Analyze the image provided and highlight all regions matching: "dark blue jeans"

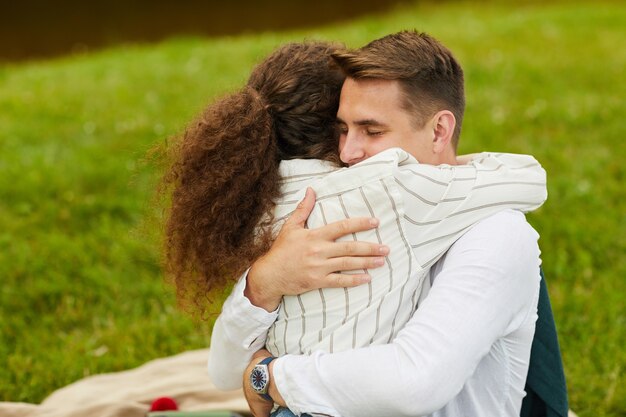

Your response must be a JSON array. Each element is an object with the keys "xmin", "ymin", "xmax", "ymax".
[{"xmin": 270, "ymin": 407, "xmax": 311, "ymax": 417}]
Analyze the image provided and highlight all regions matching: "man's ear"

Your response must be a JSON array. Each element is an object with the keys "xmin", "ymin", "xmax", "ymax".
[{"xmin": 431, "ymin": 110, "xmax": 456, "ymax": 154}]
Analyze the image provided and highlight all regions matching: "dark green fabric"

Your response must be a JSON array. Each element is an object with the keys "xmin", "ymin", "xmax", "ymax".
[{"xmin": 520, "ymin": 269, "xmax": 569, "ymax": 417}]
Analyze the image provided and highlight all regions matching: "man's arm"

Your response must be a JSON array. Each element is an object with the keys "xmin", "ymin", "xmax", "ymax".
[
  {"xmin": 260, "ymin": 212, "xmax": 541, "ymax": 417},
  {"xmin": 208, "ymin": 189, "xmax": 388, "ymax": 388},
  {"xmin": 244, "ymin": 187, "xmax": 389, "ymax": 311},
  {"xmin": 208, "ymin": 272, "xmax": 279, "ymax": 390}
]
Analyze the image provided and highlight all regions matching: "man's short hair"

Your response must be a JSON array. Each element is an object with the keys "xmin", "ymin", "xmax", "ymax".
[{"xmin": 332, "ymin": 30, "xmax": 465, "ymax": 147}]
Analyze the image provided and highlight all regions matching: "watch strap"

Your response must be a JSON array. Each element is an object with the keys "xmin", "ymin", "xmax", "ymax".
[{"xmin": 259, "ymin": 356, "xmax": 276, "ymax": 366}]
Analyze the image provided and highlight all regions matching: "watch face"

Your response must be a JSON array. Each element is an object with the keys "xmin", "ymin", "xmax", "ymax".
[{"xmin": 250, "ymin": 366, "xmax": 268, "ymax": 393}]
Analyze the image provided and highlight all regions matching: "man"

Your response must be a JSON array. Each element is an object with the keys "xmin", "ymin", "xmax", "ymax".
[{"xmin": 228, "ymin": 31, "xmax": 543, "ymax": 416}]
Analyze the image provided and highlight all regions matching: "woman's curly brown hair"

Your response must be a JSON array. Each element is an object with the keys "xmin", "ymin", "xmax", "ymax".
[{"xmin": 162, "ymin": 42, "xmax": 345, "ymax": 315}]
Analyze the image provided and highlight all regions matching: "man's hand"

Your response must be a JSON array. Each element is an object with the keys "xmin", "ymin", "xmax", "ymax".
[
  {"xmin": 243, "ymin": 350, "xmax": 278, "ymax": 417},
  {"xmin": 245, "ymin": 187, "xmax": 390, "ymax": 311}
]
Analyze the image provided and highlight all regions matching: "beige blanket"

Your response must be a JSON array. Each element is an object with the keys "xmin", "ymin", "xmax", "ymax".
[
  {"xmin": 1, "ymin": 349, "xmax": 578, "ymax": 417},
  {"xmin": 0, "ymin": 349, "xmax": 250, "ymax": 417}
]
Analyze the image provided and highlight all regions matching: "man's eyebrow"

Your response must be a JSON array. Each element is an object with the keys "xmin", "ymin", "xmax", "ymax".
[
  {"xmin": 355, "ymin": 119, "xmax": 387, "ymax": 127},
  {"xmin": 335, "ymin": 117, "xmax": 388, "ymax": 128}
]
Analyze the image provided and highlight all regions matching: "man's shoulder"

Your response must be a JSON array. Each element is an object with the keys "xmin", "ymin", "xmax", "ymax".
[
  {"xmin": 436, "ymin": 209, "xmax": 541, "ymax": 275},
  {"xmin": 431, "ymin": 209, "xmax": 542, "ymax": 317},
  {"xmin": 461, "ymin": 210, "xmax": 539, "ymax": 244}
]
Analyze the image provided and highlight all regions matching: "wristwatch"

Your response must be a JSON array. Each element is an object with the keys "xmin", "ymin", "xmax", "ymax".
[{"xmin": 250, "ymin": 356, "xmax": 276, "ymax": 401}]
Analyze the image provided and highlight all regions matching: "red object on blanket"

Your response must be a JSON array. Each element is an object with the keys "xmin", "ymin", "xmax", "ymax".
[{"xmin": 150, "ymin": 396, "xmax": 179, "ymax": 411}]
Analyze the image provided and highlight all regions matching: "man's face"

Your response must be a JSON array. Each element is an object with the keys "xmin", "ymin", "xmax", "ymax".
[{"xmin": 337, "ymin": 78, "xmax": 435, "ymax": 166}]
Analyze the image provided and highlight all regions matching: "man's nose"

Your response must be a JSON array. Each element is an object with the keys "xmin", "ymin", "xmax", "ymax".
[{"xmin": 339, "ymin": 133, "xmax": 366, "ymax": 166}]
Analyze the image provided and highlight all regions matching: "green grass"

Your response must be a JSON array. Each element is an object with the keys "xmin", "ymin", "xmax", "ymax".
[{"xmin": 1, "ymin": 1, "xmax": 624, "ymax": 416}]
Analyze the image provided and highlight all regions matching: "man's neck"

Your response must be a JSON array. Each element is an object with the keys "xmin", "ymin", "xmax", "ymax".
[{"xmin": 426, "ymin": 148, "xmax": 457, "ymax": 166}]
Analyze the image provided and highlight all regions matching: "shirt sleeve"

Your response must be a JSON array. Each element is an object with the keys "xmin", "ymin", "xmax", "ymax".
[
  {"xmin": 207, "ymin": 269, "xmax": 279, "ymax": 390},
  {"xmin": 272, "ymin": 211, "xmax": 541, "ymax": 417},
  {"xmin": 396, "ymin": 152, "xmax": 547, "ymax": 268}
]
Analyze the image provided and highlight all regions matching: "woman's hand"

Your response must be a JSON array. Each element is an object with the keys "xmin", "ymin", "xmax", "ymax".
[
  {"xmin": 245, "ymin": 187, "xmax": 389, "ymax": 311},
  {"xmin": 456, "ymin": 153, "xmax": 480, "ymax": 165}
]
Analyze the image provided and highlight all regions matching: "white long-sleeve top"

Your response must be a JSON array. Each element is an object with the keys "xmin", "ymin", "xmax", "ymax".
[
  {"xmin": 208, "ymin": 149, "xmax": 546, "ymax": 416},
  {"xmin": 273, "ymin": 211, "xmax": 541, "ymax": 417}
]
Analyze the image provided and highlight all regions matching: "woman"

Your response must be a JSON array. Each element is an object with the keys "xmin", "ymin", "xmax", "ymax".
[{"xmin": 163, "ymin": 42, "xmax": 346, "ymax": 315}]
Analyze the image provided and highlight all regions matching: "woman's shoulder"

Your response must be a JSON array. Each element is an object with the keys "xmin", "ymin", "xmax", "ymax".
[
  {"xmin": 278, "ymin": 158, "xmax": 339, "ymax": 182},
  {"xmin": 352, "ymin": 147, "xmax": 415, "ymax": 168}
]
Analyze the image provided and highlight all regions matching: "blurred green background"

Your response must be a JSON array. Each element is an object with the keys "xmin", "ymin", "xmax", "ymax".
[{"xmin": 0, "ymin": 1, "xmax": 624, "ymax": 416}]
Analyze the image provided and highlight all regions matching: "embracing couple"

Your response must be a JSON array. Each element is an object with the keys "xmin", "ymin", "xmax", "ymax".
[{"xmin": 164, "ymin": 31, "xmax": 553, "ymax": 417}]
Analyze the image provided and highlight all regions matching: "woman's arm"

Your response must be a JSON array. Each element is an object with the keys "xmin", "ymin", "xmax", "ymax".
[{"xmin": 395, "ymin": 151, "xmax": 547, "ymax": 268}]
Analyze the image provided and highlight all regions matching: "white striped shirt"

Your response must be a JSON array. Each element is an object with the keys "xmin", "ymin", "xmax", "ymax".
[{"xmin": 265, "ymin": 148, "xmax": 546, "ymax": 356}]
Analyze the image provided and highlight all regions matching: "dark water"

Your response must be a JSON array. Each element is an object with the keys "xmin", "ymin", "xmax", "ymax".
[{"xmin": 1, "ymin": 0, "xmax": 411, "ymax": 62}]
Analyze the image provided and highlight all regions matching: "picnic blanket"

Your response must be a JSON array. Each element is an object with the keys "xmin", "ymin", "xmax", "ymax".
[
  {"xmin": 0, "ymin": 349, "xmax": 250, "ymax": 417},
  {"xmin": 1, "ymin": 347, "xmax": 578, "ymax": 417}
]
